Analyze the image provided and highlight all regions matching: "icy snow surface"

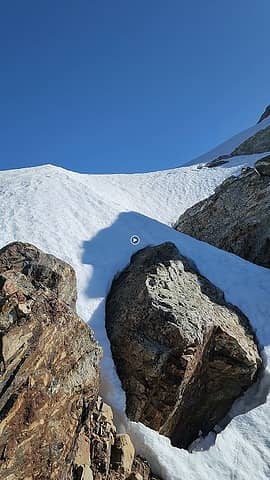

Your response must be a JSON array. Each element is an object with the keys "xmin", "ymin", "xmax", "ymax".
[{"xmin": 1, "ymin": 142, "xmax": 270, "ymax": 478}]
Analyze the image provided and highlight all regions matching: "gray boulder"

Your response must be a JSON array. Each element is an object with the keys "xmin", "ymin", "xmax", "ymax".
[{"xmin": 106, "ymin": 242, "xmax": 261, "ymax": 448}]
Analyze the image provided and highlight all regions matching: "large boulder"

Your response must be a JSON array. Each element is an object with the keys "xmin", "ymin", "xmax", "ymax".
[
  {"xmin": 106, "ymin": 242, "xmax": 261, "ymax": 449},
  {"xmin": 0, "ymin": 242, "xmax": 159, "ymax": 480},
  {"xmin": 175, "ymin": 165, "xmax": 270, "ymax": 268}
]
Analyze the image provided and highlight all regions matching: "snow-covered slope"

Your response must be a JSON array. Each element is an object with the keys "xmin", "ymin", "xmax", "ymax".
[{"xmin": 1, "ymin": 122, "xmax": 270, "ymax": 479}]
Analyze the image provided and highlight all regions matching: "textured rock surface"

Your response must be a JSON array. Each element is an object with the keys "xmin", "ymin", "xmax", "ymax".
[
  {"xmin": 231, "ymin": 125, "xmax": 270, "ymax": 156},
  {"xmin": 0, "ymin": 242, "xmax": 159, "ymax": 480},
  {"xmin": 255, "ymin": 154, "xmax": 270, "ymax": 176},
  {"xmin": 0, "ymin": 242, "xmax": 102, "ymax": 480},
  {"xmin": 86, "ymin": 397, "xmax": 160, "ymax": 480},
  {"xmin": 0, "ymin": 240, "xmax": 78, "ymax": 309},
  {"xmin": 175, "ymin": 162, "xmax": 270, "ymax": 268},
  {"xmin": 106, "ymin": 242, "xmax": 261, "ymax": 448}
]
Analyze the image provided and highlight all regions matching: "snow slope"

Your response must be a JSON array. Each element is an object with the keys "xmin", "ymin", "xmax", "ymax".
[{"xmin": 1, "ymin": 128, "xmax": 270, "ymax": 479}]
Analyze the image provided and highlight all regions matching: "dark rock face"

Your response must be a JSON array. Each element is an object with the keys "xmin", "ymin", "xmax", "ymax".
[
  {"xmin": 106, "ymin": 243, "xmax": 261, "ymax": 449},
  {"xmin": 258, "ymin": 104, "xmax": 270, "ymax": 123},
  {"xmin": 0, "ymin": 242, "xmax": 159, "ymax": 480},
  {"xmin": 175, "ymin": 161, "xmax": 270, "ymax": 268},
  {"xmin": 255, "ymin": 154, "xmax": 270, "ymax": 176},
  {"xmin": 231, "ymin": 125, "xmax": 270, "ymax": 156},
  {"xmin": 205, "ymin": 154, "xmax": 231, "ymax": 168}
]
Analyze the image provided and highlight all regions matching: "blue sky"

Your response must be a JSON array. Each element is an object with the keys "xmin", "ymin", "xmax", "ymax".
[{"xmin": 0, "ymin": 1, "xmax": 269, "ymax": 173}]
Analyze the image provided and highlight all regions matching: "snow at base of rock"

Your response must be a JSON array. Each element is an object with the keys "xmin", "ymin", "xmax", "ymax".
[{"xmin": 1, "ymin": 146, "xmax": 270, "ymax": 478}]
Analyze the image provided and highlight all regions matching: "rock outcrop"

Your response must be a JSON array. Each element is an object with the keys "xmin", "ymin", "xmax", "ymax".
[
  {"xmin": 106, "ymin": 242, "xmax": 261, "ymax": 449},
  {"xmin": 0, "ymin": 242, "xmax": 102, "ymax": 479},
  {"xmin": 88, "ymin": 397, "xmax": 160, "ymax": 480},
  {"xmin": 258, "ymin": 104, "xmax": 270, "ymax": 123},
  {"xmin": 255, "ymin": 154, "xmax": 270, "ymax": 176},
  {"xmin": 0, "ymin": 242, "xmax": 159, "ymax": 480},
  {"xmin": 231, "ymin": 125, "xmax": 270, "ymax": 156},
  {"xmin": 175, "ymin": 157, "xmax": 270, "ymax": 268},
  {"xmin": 205, "ymin": 109, "xmax": 270, "ymax": 168}
]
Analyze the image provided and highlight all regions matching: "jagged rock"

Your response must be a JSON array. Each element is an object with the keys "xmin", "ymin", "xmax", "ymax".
[
  {"xmin": 0, "ymin": 242, "xmax": 102, "ymax": 480},
  {"xmin": 175, "ymin": 167, "xmax": 270, "ymax": 268},
  {"xmin": 0, "ymin": 242, "xmax": 159, "ymax": 480},
  {"xmin": 110, "ymin": 434, "xmax": 135, "ymax": 477},
  {"xmin": 255, "ymin": 154, "xmax": 270, "ymax": 176},
  {"xmin": 258, "ymin": 104, "xmax": 270, "ymax": 123},
  {"xmin": 128, "ymin": 457, "xmax": 161, "ymax": 480},
  {"xmin": 205, "ymin": 154, "xmax": 231, "ymax": 168},
  {"xmin": 89, "ymin": 397, "xmax": 159, "ymax": 480},
  {"xmin": 106, "ymin": 242, "xmax": 261, "ymax": 448},
  {"xmin": 89, "ymin": 398, "xmax": 116, "ymax": 480}
]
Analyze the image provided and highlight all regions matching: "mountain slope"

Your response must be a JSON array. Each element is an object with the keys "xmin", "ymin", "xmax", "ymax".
[
  {"xmin": 1, "ymin": 116, "xmax": 270, "ymax": 479},
  {"xmin": 185, "ymin": 114, "xmax": 270, "ymax": 166}
]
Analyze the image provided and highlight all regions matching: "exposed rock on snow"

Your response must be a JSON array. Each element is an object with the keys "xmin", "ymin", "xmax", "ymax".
[
  {"xmin": 204, "ymin": 111, "xmax": 270, "ymax": 168},
  {"xmin": 255, "ymin": 154, "xmax": 270, "ymax": 176},
  {"xmin": 106, "ymin": 242, "xmax": 261, "ymax": 449},
  {"xmin": 231, "ymin": 125, "xmax": 270, "ymax": 156},
  {"xmin": 175, "ymin": 163, "xmax": 270, "ymax": 268},
  {"xmin": 0, "ymin": 242, "xmax": 158, "ymax": 480},
  {"xmin": 205, "ymin": 154, "xmax": 231, "ymax": 168},
  {"xmin": 258, "ymin": 104, "xmax": 270, "ymax": 124}
]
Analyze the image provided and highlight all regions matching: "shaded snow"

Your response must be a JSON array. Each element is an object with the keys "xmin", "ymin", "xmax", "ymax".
[{"xmin": 1, "ymin": 129, "xmax": 270, "ymax": 478}]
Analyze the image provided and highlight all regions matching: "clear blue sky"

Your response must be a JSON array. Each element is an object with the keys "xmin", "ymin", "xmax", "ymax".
[{"xmin": 0, "ymin": 1, "xmax": 269, "ymax": 173}]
